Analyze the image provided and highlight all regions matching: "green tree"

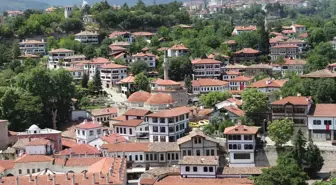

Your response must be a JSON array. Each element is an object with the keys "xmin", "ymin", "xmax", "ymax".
[
  {"xmin": 131, "ymin": 60, "xmax": 148, "ymax": 75},
  {"xmin": 308, "ymin": 28, "xmax": 326, "ymax": 47},
  {"xmin": 254, "ymin": 154, "xmax": 308, "ymax": 185},
  {"xmin": 241, "ymin": 88, "xmax": 269, "ymax": 121},
  {"xmin": 314, "ymin": 177, "xmax": 336, "ymax": 185},
  {"xmin": 200, "ymin": 91, "xmax": 231, "ymax": 107},
  {"xmin": 81, "ymin": 72, "xmax": 89, "ymax": 88},
  {"xmin": 292, "ymin": 129, "xmax": 307, "ymax": 168},
  {"xmin": 83, "ymin": 44, "xmax": 96, "ymax": 59},
  {"xmin": 134, "ymin": 73, "xmax": 150, "ymax": 92},
  {"xmin": 184, "ymin": 76, "xmax": 192, "ymax": 93},
  {"xmin": 268, "ymin": 119, "xmax": 294, "ymax": 146},
  {"xmin": 305, "ymin": 139, "xmax": 324, "ymax": 178},
  {"xmin": 92, "ymin": 69, "xmax": 102, "ymax": 94},
  {"xmin": 79, "ymin": 96, "xmax": 90, "ymax": 109},
  {"xmin": 47, "ymin": 36, "xmax": 59, "ymax": 51},
  {"xmin": 12, "ymin": 42, "xmax": 21, "ymax": 59},
  {"xmin": 167, "ymin": 56, "xmax": 192, "ymax": 81}
]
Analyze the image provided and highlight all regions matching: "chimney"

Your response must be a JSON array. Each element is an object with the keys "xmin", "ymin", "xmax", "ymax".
[
  {"xmin": 99, "ymin": 172, "xmax": 103, "ymax": 179},
  {"xmin": 15, "ymin": 177, "xmax": 19, "ymax": 185},
  {"xmin": 84, "ymin": 119, "xmax": 87, "ymax": 124},
  {"xmin": 34, "ymin": 176, "xmax": 38, "ymax": 185},
  {"xmin": 66, "ymin": 173, "xmax": 70, "ymax": 180},
  {"xmin": 53, "ymin": 174, "xmax": 56, "ymax": 185},
  {"xmin": 69, "ymin": 148, "xmax": 72, "ymax": 158},
  {"xmin": 48, "ymin": 174, "xmax": 51, "ymax": 181},
  {"xmin": 106, "ymin": 173, "xmax": 110, "ymax": 183},
  {"xmin": 297, "ymin": 93, "xmax": 301, "ymax": 97},
  {"xmin": 29, "ymin": 174, "xmax": 32, "ymax": 182},
  {"xmin": 72, "ymin": 174, "xmax": 75, "ymax": 185},
  {"xmin": 83, "ymin": 171, "xmax": 87, "ymax": 179},
  {"xmin": 266, "ymin": 79, "xmax": 271, "ymax": 85},
  {"xmin": 85, "ymin": 152, "xmax": 87, "ymax": 158},
  {"xmin": 92, "ymin": 173, "xmax": 96, "ymax": 184}
]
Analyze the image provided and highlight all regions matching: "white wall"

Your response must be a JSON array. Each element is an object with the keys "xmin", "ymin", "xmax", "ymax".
[
  {"xmin": 180, "ymin": 165, "xmax": 217, "ymax": 178},
  {"xmin": 25, "ymin": 145, "xmax": 47, "ymax": 155},
  {"xmin": 308, "ymin": 117, "xmax": 335, "ymax": 130}
]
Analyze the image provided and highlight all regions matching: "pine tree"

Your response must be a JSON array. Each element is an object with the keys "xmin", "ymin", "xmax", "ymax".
[
  {"xmin": 81, "ymin": 72, "xmax": 89, "ymax": 88},
  {"xmin": 184, "ymin": 76, "xmax": 192, "ymax": 93},
  {"xmin": 12, "ymin": 42, "xmax": 21, "ymax": 59},
  {"xmin": 306, "ymin": 139, "xmax": 324, "ymax": 178},
  {"xmin": 93, "ymin": 68, "xmax": 102, "ymax": 94},
  {"xmin": 292, "ymin": 129, "xmax": 307, "ymax": 168}
]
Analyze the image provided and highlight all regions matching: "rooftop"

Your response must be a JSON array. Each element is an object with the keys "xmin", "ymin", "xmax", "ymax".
[
  {"xmin": 102, "ymin": 142, "xmax": 149, "ymax": 152},
  {"xmin": 224, "ymin": 124, "xmax": 259, "ymax": 135},
  {"xmin": 148, "ymin": 142, "xmax": 180, "ymax": 152},
  {"xmin": 222, "ymin": 106, "xmax": 245, "ymax": 117},
  {"xmin": 222, "ymin": 167, "xmax": 266, "ymax": 175},
  {"xmin": 227, "ymin": 76, "xmax": 252, "ymax": 82},
  {"xmin": 234, "ymin": 48, "xmax": 260, "ymax": 54},
  {"xmin": 113, "ymin": 119, "xmax": 144, "ymax": 127},
  {"xmin": 301, "ymin": 69, "xmax": 336, "ymax": 78},
  {"xmin": 192, "ymin": 58, "xmax": 221, "ymax": 64},
  {"xmin": 123, "ymin": 108, "xmax": 151, "ymax": 117},
  {"xmin": 145, "ymin": 93, "xmax": 175, "ymax": 105},
  {"xmin": 49, "ymin": 48, "xmax": 74, "ymax": 53},
  {"xmin": 178, "ymin": 156, "xmax": 218, "ymax": 166},
  {"xmin": 226, "ymin": 98, "xmax": 243, "ymax": 106},
  {"xmin": 177, "ymin": 130, "xmax": 219, "ymax": 145},
  {"xmin": 283, "ymin": 58, "xmax": 306, "ymax": 65},
  {"xmin": 89, "ymin": 107, "xmax": 118, "ymax": 116},
  {"xmin": 109, "ymin": 31, "xmax": 130, "ymax": 38},
  {"xmin": 76, "ymin": 120, "xmax": 102, "ymax": 129},
  {"xmin": 153, "ymin": 176, "xmax": 253, "ymax": 185},
  {"xmin": 14, "ymin": 154, "xmax": 54, "ymax": 163},
  {"xmin": 132, "ymin": 32, "xmax": 154, "ymax": 36},
  {"xmin": 127, "ymin": 91, "xmax": 151, "ymax": 103},
  {"xmin": 234, "ymin": 25, "xmax": 257, "ymax": 31},
  {"xmin": 26, "ymin": 138, "xmax": 51, "ymax": 146},
  {"xmin": 249, "ymin": 78, "xmax": 287, "ymax": 88},
  {"xmin": 271, "ymin": 96, "xmax": 312, "ymax": 105},
  {"xmin": 147, "ymin": 106, "xmax": 190, "ymax": 118},
  {"xmin": 308, "ymin": 104, "xmax": 336, "ymax": 117},
  {"xmin": 169, "ymin": 44, "xmax": 189, "ymax": 50},
  {"xmin": 153, "ymin": 78, "xmax": 181, "ymax": 86},
  {"xmin": 133, "ymin": 52, "xmax": 157, "ymax": 57},
  {"xmin": 100, "ymin": 134, "xmax": 127, "ymax": 144},
  {"xmin": 56, "ymin": 144, "xmax": 100, "ymax": 156},
  {"xmin": 224, "ymin": 64, "xmax": 247, "ymax": 69},
  {"xmin": 75, "ymin": 30, "xmax": 98, "ymax": 36}
]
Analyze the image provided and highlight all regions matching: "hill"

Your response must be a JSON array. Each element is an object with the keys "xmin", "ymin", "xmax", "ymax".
[
  {"xmin": 30, "ymin": 0, "xmax": 183, "ymax": 6},
  {"xmin": 0, "ymin": 0, "xmax": 49, "ymax": 12}
]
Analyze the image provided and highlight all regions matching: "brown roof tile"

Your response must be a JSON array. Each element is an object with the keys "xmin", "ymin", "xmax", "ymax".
[
  {"xmin": 271, "ymin": 96, "xmax": 312, "ymax": 105},
  {"xmin": 26, "ymin": 138, "xmax": 51, "ymax": 146},
  {"xmin": 178, "ymin": 156, "xmax": 218, "ymax": 166},
  {"xmin": 119, "ymin": 75, "xmax": 135, "ymax": 83},
  {"xmin": 153, "ymin": 79, "xmax": 180, "ymax": 86},
  {"xmin": 177, "ymin": 130, "xmax": 219, "ymax": 145},
  {"xmin": 170, "ymin": 44, "xmax": 189, "ymax": 50},
  {"xmin": 222, "ymin": 167, "xmax": 267, "ymax": 175},
  {"xmin": 227, "ymin": 76, "xmax": 252, "ymax": 82},
  {"xmin": 154, "ymin": 176, "xmax": 253, "ymax": 185},
  {"xmin": 90, "ymin": 107, "xmax": 118, "ymax": 116},
  {"xmin": 61, "ymin": 138, "xmax": 79, "ymax": 148},
  {"xmin": 56, "ymin": 144, "xmax": 100, "ymax": 156},
  {"xmin": 123, "ymin": 109, "xmax": 151, "ymax": 117},
  {"xmin": 100, "ymin": 63, "xmax": 127, "ymax": 69},
  {"xmin": 147, "ymin": 106, "xmax": 190, "ymax": 118},
  {"xmin": 145, "ymin": 93, "xmax": 174, "ymax": 105},
  {"xmin": 308, "ymin": 104, "xmax": 336, "ymax": 117},
  {"xmin": 234, "ymin": 25, "xmax": 257, "ymax": 31},
  {"xmin": 192, "ymin": 79, "xmax": 228, "ymax": 87},
  {"xmin": 222, "ymin": 106, "xmax": 245, "ymax": 117},
  {"xmin": 148, "ymin": 142, "xmax": 180, "ymax": 152},
  {"xmin": 301, "ymin": 69, "xmax": 336, "ymax": 78},
  {"xmin": 76, "ymin": 121, "xmax": 103, "ymax": 129},
  {"xmin": 100, "ymin": 134, "xmax": 127, "ymax": 144},
  {"xmin": 127, "ymin": 91, "xmax": 151, "ymax": 103},
  {"xmin": 49, "ymin": 48, "xmax": 74, "ymax": 53},
  {"xmin": 224, "ymin": 125, "xmax": 259, "ymax": 135},
  {"xmin": 234, "ymin": 48, "xmax": 260, "ymax": 54},
  {"xmin": 192, "ymin": 58, "xmax": 221, "ymax": 64},
  {"xmin": 102, "ymin": 142, "xmax": 149, "ymax": 152},
  {"xmin": 226, "ymin": 98, "xmax": 243, "ymax": 106},
  {"xmin": 14, "ymin": 155, "xmax": 53, "ymax": 163},
  {"xmin": 113, "ymin": 119, "xmax": 144, "ymax": 127},
  {"xmin": 283, "ymin": 58, "xmax": 306, "ymax": 65},
  {"xmin": 249, "ymin": 78, "xmax": 286, "ymax": 88}
]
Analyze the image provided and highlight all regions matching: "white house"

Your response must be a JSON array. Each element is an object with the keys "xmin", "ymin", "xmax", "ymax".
[
  {"xmin": 167, "ymin": 44, "xmax": 189, "ymax": 57},
  {"xmin": 25, "ymin": 138, "xmax": 54, "ymax": 155},
  {"xmin": 179, "ymin": 156, "xmax": 218, "ymax": 178},
  {"xmin": 82, "ymin": 57, "xmax": 111, "ymax": 79},
  {"xmin": 74, "ymin": 31, "xmax": 99, "ymax": 44},
  {"xmin": 100, "ymin": 63, "xmax": 128, "ymax": 89},
  {"xmin": 270, "ymin": 44, "xmax": 298, "ymax": 61},
  {"xmin": 232, "ymin": 25, "xmax": 257, "ymax": 35},
  {"xmin": 88, "ymin": 133, "xmax": 127, "ymax": 149},
  {"xmin": 248, "ymin": 78, "xmax": 287, "ymax": 93},
  {"xmin": 89, "ymin": 107, "xmax": 118, "ymax": 122},
  {"xmin": 48, "ymin": 48, "xmax": 75, "ymax": 69},
  {"xmin": 221, "ymin": 106, "xmax": 245, "ymax": 122},
  {"xmin": 132, "ymin": 52, "xmax": 157, "ymax": 69},
  {"xmin": 19, "ymin": 39, "xmax": 46, "ymax": 55},
  {"xmin": 109, "ymin": 31, "xmax": 134, "ymax": 43},
  {"xmin": 64, "ymin": 67, "xmax": 85, "ymax": 80},
  {"xmin": 281, "ymin": 58, "xmax": 306, "ymax": 75},
  {"xmin": 112, "ymin": 119, "xmax": 148, "ymax": 140},
  {"xmin": 75, "ymin": 120, "xmax": 104, "ymax": 144},
  {"xmin": 224, "ymin": 124, "xmax": 259, "ymax": 167},
  {"xmin": 227, "ymin": 76, "xmax": 253, "ymax": 91},
  {"xmin": 132, "ymin": 32, "xmax": 154, "ymax": 43},
  {"xmin": 192, "ymin": 78, "xmax": 228, "ymax": 94},
  {"xmin": 308, "ymin": 104, "xmax": 336, "ymax": 141},
  {"xmin": 147, "ymin": 106, "xmax": 190, "ymax": 142},
  {"xmin": 222, "ymin": 71, "xmax": 240, "ymax": 81},
  {"xmin": 192, "ymin": 59, "xmax": 221, "ymax": 79}
]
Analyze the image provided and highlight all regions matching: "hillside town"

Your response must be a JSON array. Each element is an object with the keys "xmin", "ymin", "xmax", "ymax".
[{"xmin": 0, "ymin": 0, "xmax": 336, "ymax": 185}]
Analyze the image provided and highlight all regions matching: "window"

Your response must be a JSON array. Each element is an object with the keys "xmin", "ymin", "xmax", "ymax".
[
  {"xmin": 169, "ymin": 126, "xmax": 174, "ymax": 133},
  {"xmin": 153, "ymin": 136, "xmax": 159, "ymax": 142},
  {"xmin": 160, "ymin": 136, "xmax": 166, "ymax": 142},
  {"xmin": 244, "ymin": 144, "xmax": 253, "ymax": 150},
  {"xmin": 140, "ymin": 155, "xmax": 143, "ymax": 160},
  {"xmin": 160, "ymin": 127, "xmax": 166, "ymax": 133},
  {"xmin": 203, "ymin": 167, "xmax": 208, "ymax": 172},
  {"xmin": 153, "ymin": 118, "xmax": 158, "ymax": 123},
  {"xmin": 228, "ymin": 135, "xmax": 241, "ymax": 140},
  {"xmin": 135, "ymin": 155, "xmax": 138, "ymax": 161},
  {"xmin": 233, "ymin": 153, "xmax": 251, "ymax": 159},
  {"xmin": 153, "ymin": 126, "xmax": 158, "ymax": 132},
  {"xmin": 160, "ymin": 118, "xmax": 165, "ymax": 123},
  {"xmin": 176, "ymin": 125, "xmax": 179, "ymax": 132},
  {"xmin": 188, "ymin": 150, "xmax": 192, "ymax": 156},
  {"xmin": 150, "ymin": 154, "xmax": 153, "ymax": 160},
  {"xmin": 82, "ymin": 130, "xmax": 85, "ymax": 136},
  {"xmin": 196, "ymin": 150, "xmax": 200, "ymax": 156},
  {"xmin": 123, "ymin": 128, "xmax": 126, "ymax": 134},
  {"xmin": 129, "ymin": 155, "xmax": 132, "ymax": 161},
  {"xmin": 185, "ymin": 166, "xmax": 190, "ymax": 172},
  {"xmin": 183, "ymin": 150, "xmax": 186, "ymax": 156},
  {"xmin": 89, "ymin": 130, "xmax": 94, "ymax": 136},
  {"xmin": 209, "ymin": 167, "xmax": 214, "ymax": 172},
  {"xmin": 129, "ymin": 128, "xmax": 132, "ymax": 135},
  {"xmin": 211, "ymin": 150, "xmax": 215, "ymax": 156},
  {"xmin": 171, "ymin": 153, "xmax": 175, "ymax": 160},
  {"xmin": 97, "ymin": 129, "xmax": 101, "ymax": 135},
  {"xmin": 206, "ymin": 150, "xmax": 210, "ymax": 156},
  {"xmin": 37, "ymin": 169, "xmax": 40, "ymax": 172},
  {"xmin": 27, "ymin": 169, "xmax": 30, "ymax": 174},
  {"xmin": 19, "ymin": 169, "xmax": 22, "ymax": 174},
  {"xmin": 77, "ymin": 130, "xmax": 80, "ymax": 135},
  {"xmin": 193, "ymin": 167, "xmax": 198, "ymax": 172},
  {"xmin": 324, "ymin": 120, "xmax": 332, "ymax": 125},
  {"xmin": 167, "ymin": 153, "xmax": 170, "ymax": 160},
  {"xmin": 176, "ymin": 153, "xmax": 179, "ymax": 160},
  {"xmin": 244, "ymin": 135, "xmax": 252, "ymax": 140},
  {"xmin": 146, "ymin": 154, "xmax": 149, "ymax": 161},
  {"xmin": 160, "ymin": 154, "xmax": 164, "ymax": 160},
  {"xmin": 313, "ymin": 120, "xmax": 321, "ymax": 125}
]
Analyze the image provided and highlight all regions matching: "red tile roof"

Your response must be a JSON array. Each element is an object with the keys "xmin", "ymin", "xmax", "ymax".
[
  {"xmin": 127, "ymin": 91, "xmax": 151, "ymax": 103},
  {"xmin": 145, "ymin": 93, "xmax": 175, "ymax": 105},
  {"xmin": 113, "ymin": 119, "xmax": 144, "ymax": 127},
  {"xmin": 87, "ymin": 157, "xmax": 118, "ymax": 174},
  {"xmin": 207, "ymin": 53, "xmax": 229, "ymax": 59},
  {"xmin": 14, "ymin": 154, "xmax": 54, "ymax": 163},
  {"xmin": 192, "ymin": 79, "xmax": 228, "ymax": 87},
  {"xmin": 271, "ymin": 96, "xmax": 312, "ymax": 105},
  {"xmin": 0, "ymin": 160, "xmax": 14, "ymax": 173},
  {"xmin": 61, "ymin": 138, "xmax": 79, "ymax": 148},
  {"xmin": 224, "ymin": 40, "xmax": 237, "ymax": 45},
  {"xmin": 49, "ymin": 48, "xmax": 74, "ymax": 53},
  {"xmin": 234, "ymin": 48, "xmax": 260, "ymax": 54},
  {"xmin": 54, "ymin": 157, "xmax": 102, "ymax": 166},
  {"xmin": 308, "ymin": 104, "xmax": 336, "ymax": 117},
  {"xmin": 100, "ymin": 134, "xmax": 127, "ymax": 144},
  {"xmin": 169, "ymin": 44, "xmax": 189, "ymax": 50},
  {"xmin": 109, "ymin": 31, "xmax": 130, "ymax": 38},
  {"xmin": 227, "ymin": 76, "xmax": 252, "ymax": 82},
  {"xmin": 282, "ymin": 30, "xmax": 296, "ymax": 34},
  {"xmin": 64, "ymin": 67, "xmax": 84, "ymax": 72},
  {"xmin": 147, "ymin": 106, "xmax": 190, "ymax": 118},
  {"xmin": 119, "ymin": 75, "xmax": 135, "ymax": 83},
  {"xmin": 132, "ymin": 32, "xmax": 154, "ymax": 36},
  {"xmin": 222, "ymin": 106, "xmax": 245, "ymax": 117},
  {"xmin": 76, "ymin": 121, "xmax": 103, "ymax": 129},
  {"xmin": 299, "ymin": 32, "xmax": 308, "ymax": 38},
  {"xmin": 100, "ymin": 63, "xmax": 127, "ymax": 69},
  {"xmin": 123, "ymin": 109, "xmax": 151, "ymax": 117},
  {"xmin": 301, "ymin": 69, "xmax": 336, "ymax": 78},
  {"xmin": 102, "ymin": 142, "xmax": 149, "ymax": 152},
  {"xmin": 89, "ymin": 57, "xmax": 111, "ymax": 64},
  {"xmin": 226, "ymin": 98, "xmax": 243, "ymax": 106},
  {"xmin": 109, "ymin": 45, "xmax": 127, "ymax": 51},
  {"xmin": 111, "ymin": 116, "xmax": 126, "ymax": 122},
  {"xmin": 249, "ymin": 78, "xmax": 286, "ymax": 88},
  {"xmin": 57, "ymin": 144, "xmax": 100, "ymax": 156},
  {"xmin": 293, "ymin": 24, "xmax": 305, "ymax": 28},
  {"xmin": 157, "ymin": 47, "xmax": 169, "ymax": 51},
  {"xmin": 283, "ymin": 58, "xmax": 306, "ymax": 65},
  {"xmin": 133, "ymin": 52, "xmax": 157, "ymax": 57},
  {"xmin": 26, "ymin": 138, "xmax": 51, "ymax": 146},
  {"xmin": 225, "ymin": 71, "xmax": 240, "ymax": 75},
  {"xmin": 234, "ymin": 25, "xmax": 257, "ymax": 31},
  {"xmin": 90, "ymin": 107, "xmax": 118, "ymax": 116},
  {"xmin": 111, "ymin": 41, "xmax": 130, "ymax": 46},
  {"xmin": 192, "ymin": 58, "xmax": 221, "ymax": 64},
  {"xmin": 271, "ymin": 44, "xmax": 298, "ymax": 48},
  {"xmin": 153, "ymin": 79, "xmax": 180, "ymax": 86},
  {"xmin": 224, "ymin": 124, "xmax": 259, "ymax": 135}
]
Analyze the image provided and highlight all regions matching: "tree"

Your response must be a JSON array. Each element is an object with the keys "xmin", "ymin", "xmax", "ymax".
[
  {"xmin": 83, "ymin": 44, "xmax": 96, "ymax": 59},
  {"xmin": 267, "ymin": 119, "xmax": 294, "ymax": 146},
  {"xmin": 200, "ymin": 91, "xmax": 231, "ymax": 107},
  {"xmin": 292, "ymin": 129, "xmax": 307, "ymax": 168},
  {"xmin": 241, "ymin": 88, "xmax": 269, "ymax": 121},
  {"xmin": 308, "ymin": 28, "xmax": 326, "ymax": 47},
  {"xmin": 81, "ymin": 72, "xmax": 89, "ymax": 88},
  {"xmin": 134, "ymin": 73, "xmax": 150, "ymax": 92},
  {"xmin": 131, "ymin": 60, "xmax": 148, "ymax": 75},
  {"xmin": 167, "ymin": 56, "xmax": 192, "ymax": 81},
  {"xmin": 257, "ymin": 19, "xmax": 270, "ymax": 54},
  {"xmin": 12, "ymin": 42, "xmax": 21, "ymax": 59},
  {"xmin": 184, "ymin": 76, "xmax": 192, "ymax": 93},
  {"xmin": 47, "ymin": 36, "xmax": 59, "ymax": 51},
  {"xmin": 79, "ymin": 96, "xmax": 90, "ymax": 109},
  {"xmin": 254, "ymin": 154, "xmax": 308, "ymax": 185},
  {"xmin": 305, "ymin": 139, "xmax": 324, "ymax": 178},
  {"xmin": 92, "ymin": 68, "xmax": 102, "ymax": 94},
  {"xmin": 314, "ymin": 177, "xmax": 336, "ymax": 185}
]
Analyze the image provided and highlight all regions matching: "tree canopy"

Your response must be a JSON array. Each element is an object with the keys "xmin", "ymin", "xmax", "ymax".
[{"xmin": 267, "ymin": 119, "xmax": 294, "ymax": 146}]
